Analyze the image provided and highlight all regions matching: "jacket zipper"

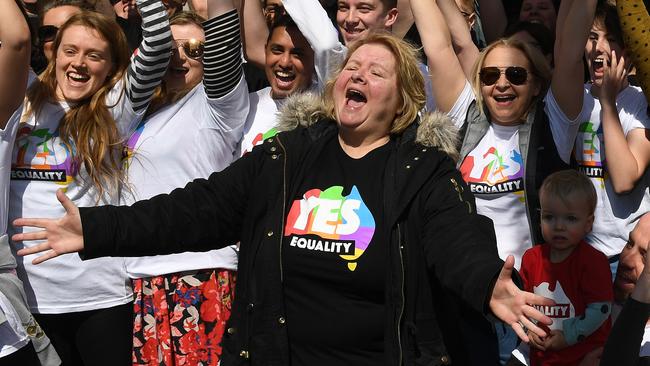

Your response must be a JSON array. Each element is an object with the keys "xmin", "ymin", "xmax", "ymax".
[
  {"xmin": 277, "ymin": 135, "xmax": 288, "ymax": 282},
  {"xmin": 397, "ymin": 223, "xmax": 405, "ymax": 366}
]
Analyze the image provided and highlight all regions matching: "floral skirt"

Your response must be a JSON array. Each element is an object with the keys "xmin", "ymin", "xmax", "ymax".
[{"xmin": 132, "ymin": 269, "xmax": 235, "ymax": 366}]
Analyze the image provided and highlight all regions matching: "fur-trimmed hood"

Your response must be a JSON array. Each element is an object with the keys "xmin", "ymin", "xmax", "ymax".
[{"xmin": 275, "ymin": 93, "xmax": 460, "ymax": 161}]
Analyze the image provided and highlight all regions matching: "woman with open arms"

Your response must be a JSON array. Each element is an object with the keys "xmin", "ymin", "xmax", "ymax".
[{"xmin": 14, "ymin": 33, "xmax": 554, "ymax": 366}]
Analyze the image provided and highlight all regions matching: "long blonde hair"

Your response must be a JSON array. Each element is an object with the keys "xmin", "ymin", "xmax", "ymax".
[
  {"xmin": 471, "ymin": 37, "xmax": 551, "ymax": 116},
  {"xmin": 26, "ymin": 11, "xmax": 130, "ymax": 199}
]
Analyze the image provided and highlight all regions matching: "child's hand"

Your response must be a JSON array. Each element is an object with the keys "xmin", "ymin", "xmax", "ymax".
[
  {"xmin": 544, "ymin": 329, "xmax": 569, "ymax": 351},
  {"xmin": 528, "ymin": 330, "xmax": 546, "ymax": 351},
  {"xmin": 600, "ymin": 50, "xmax": 628, "ymax": 105}
]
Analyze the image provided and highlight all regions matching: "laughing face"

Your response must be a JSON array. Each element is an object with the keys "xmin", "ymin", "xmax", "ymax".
[
  {"xmin": 336, "ymin": 0, "xmax": 398, "ymax": 45},
  {"xmin": 585, "ymin": 22, "xmax": 625, "ymax": 89},
  {"xmin": 164, "ymin": 23, "xmax": 205, "ymax": 93},
  {"xmin": 333, "ymin": 43, "xmax": 400, "ymax": 139},
  {"xmin": 265, "ymin": 26, "xmax": 314, "ymax": 100},
  {"xmin": 480, "ymin": 46, "xmax": 541, "ymax": 125},
  {"xmin": 55, "ymin": 25, "xmax": 114, "ymax": 103},
  {"xmin": 519, "ymin": 0, "xmax": 556, "ymax": 32}
]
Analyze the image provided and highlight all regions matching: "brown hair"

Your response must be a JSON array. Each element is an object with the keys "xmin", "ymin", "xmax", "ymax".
[
  {"xmin": 593, "ymin": 1, "xmax": 624, "ymax": 48},
  {"xmin": 471, "ymin": 37, "xmax": 551, "ymax": 117},
  {"xmin": 540, "ymin": 170, "xmax": 597, "ymax": 215},
  {"xmin": 323, "ymin": 32, "xmax": 425, "ymax": 135},
  {"xmin": 146, "ymin": 11, "xmax": 205, "ymax": 116},
  {"xmin": 26, "ymin": 11, "xmax": 130, "ymax": 199}
]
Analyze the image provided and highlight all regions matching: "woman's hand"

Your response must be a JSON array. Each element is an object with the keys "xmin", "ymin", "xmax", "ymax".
[
  {"xmin": 12, "ymin": 189, "xmax": 85, "ymax": 264},
  {"xmin": 489, "ymin": 255, "xmax": 555, "ymax": 342},
  {"xmin": 600, "ymin": 50, "xmax": 628, "ymax": 106}
]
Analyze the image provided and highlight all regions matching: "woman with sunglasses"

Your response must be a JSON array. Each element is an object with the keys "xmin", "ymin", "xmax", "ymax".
[
  {"xmin": 122, "ymin": 2, "xmax": 248, "ymax": 364},
  {"xmin": 6, "ymin": 1, "xmax": 172, "ymax": 365}
]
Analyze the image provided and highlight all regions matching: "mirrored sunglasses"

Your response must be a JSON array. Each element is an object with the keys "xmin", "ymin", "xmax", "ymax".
[
  {"xmin": 38, "ymin": 25, "xmax": 59, "ymax": 44},
  {"xmin": 172, "ymin": 39, "xmax": 205, "ymax": 60},
  {"xmin": 479, "ymin": 66, "xmax": 529, "ymax": 86}
]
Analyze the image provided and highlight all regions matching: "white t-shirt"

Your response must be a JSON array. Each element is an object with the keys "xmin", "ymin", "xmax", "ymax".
[
  {"xmin": 8, "ymin": 80, "xmax": 139, "ymax": 313},
  {"xmin": 236, "ymin": 87, "xmax": 285, "ymax": 157},
  {"xmin": 449, "ymin": 83, "xmax": 531, "ymax": 269},
  {"xmin": 545, "ymin": 85, "xmax": 650, "ymax": 257},
  {"xmin": 122, "ymin": 79, "xmax": 249, "ymax": 278}
]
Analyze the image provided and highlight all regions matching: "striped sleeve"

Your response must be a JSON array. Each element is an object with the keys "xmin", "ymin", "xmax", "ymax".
[
  {"xmin": 125, "ymin": 0, "xmax": 172, "ymax": 113},
  {"xmin": 202, "ymin": 9, "xmax": 244, "ymax": 99}
]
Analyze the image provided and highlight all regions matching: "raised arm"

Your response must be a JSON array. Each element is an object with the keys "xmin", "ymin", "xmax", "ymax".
[
  {"xmin": 438, "ymin": 0, "xmax": 480, "ymax": 79},
  {"xmin": 599, "ymin": 52, "xmax": 650, "ymax": 193},
  {"xmin": 411, "ymin": 0, "xmax": 467, "ymax": 113},
  {"xmin": 204, "ymin": 0, "xmax": 244, "ymax": 98},
  {"xmin": 550, "ymin": 0, "xmax": 596, "ymax": 120},
  {"xmin": 283, "ymin": 0, "xmax": 346, "ymax": 88},
  {"xmin": 240, "ymin": 0, "xmax": 268, "ymax": 68},
  {"xmin": 125, "ymin": 0, "xmax": 173, "ymax": 114},
  {"xmin": 0, "ymin": 0, "xmax": 31, "ymax": 129}
]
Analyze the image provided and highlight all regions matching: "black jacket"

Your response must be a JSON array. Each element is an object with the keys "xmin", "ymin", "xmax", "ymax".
[{"xmin": 81, "ymin": 94, "xmax": 505, "ymax": 365}]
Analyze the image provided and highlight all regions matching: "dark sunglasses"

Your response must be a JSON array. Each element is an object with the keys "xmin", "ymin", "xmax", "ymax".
[
  {"xmin": 479, "ymin": 66, "xmax": 530, "ymax": 86},
  {"xmin": 38, "ymin": 25, "xmax": 59, "ymax": 44},
  {"xmin": 171, "ymin": 39, "xmax": 205, "ymax": 59}
]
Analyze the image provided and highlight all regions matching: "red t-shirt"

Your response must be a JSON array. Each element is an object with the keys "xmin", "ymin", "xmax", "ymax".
[{"xmin": 520, "ymin": 241, "xmax": 613, "ymax": 366}]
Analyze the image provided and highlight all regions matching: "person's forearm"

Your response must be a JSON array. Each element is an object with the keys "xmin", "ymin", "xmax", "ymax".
[
  {"xmin": 240, "ymin": 0, "xmax": 267, "ymax": 68},
  {"xmin": 0, "ymin": 0, "xmax": 31, "ymax": 128},
  {"xmin": 125, "ymin": 0, "xmax": 172, "ymax": 113},
  {"xmin": 203, "ymin": 6, "xmax": 244, "ymax": 98},
  {"xmin": 437, "ymin": 0, "xmax": 479, "ymax": 79},
  {"xmin": 601, "ymin": 298, "xmax": 650, "ymax": 366},
  {"xmin": 601, "ymin": 101, "xmax": 643, "ymax": 193}
]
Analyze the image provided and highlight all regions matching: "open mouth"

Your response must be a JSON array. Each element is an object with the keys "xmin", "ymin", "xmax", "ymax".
[
  {"xmin": 345, "ymin": 88, "xmax": 367, "ymax": 108},
  {"xmin": 493, "ymin": 94, "xmax": 515, "ymax": 104},
  {"xmin": 592, "ymin": 57, "xmax": 606, "ymax": 73},
  {"xmin": 274, "ymin": 70, "xmax": 296, "ymax": 89},
  {"xmin": 67, "ymin": 71, "xmax": 90, "ymax": 84}
]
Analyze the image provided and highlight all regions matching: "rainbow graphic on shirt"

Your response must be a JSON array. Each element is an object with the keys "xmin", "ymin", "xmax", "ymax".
[
  {"xmin": 122, "ymin": 120, "xmax": 147, "ymax": 168},
  {"xmin": 575, "ymin": 120, "xmax": 605, "ymax": 183},
  {"xmin": 284, "ymin": 185, "xmax": 375, "ymax": 271},
  {"xmin": 11, "ymin": 125, "xmax": 78, "ymax": 185},
  {"xmin": 459, "ymin": 146, "xmax": 524, "ymax": 198},
  {"xmin": 243, "ymin": 127, "xmax": 278, "ymax": 156}
]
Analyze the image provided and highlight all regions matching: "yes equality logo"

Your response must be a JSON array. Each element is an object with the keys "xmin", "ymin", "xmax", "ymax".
[{"xmin": 284, "ymin": 186, "xmax": 375, "ymax": 271}]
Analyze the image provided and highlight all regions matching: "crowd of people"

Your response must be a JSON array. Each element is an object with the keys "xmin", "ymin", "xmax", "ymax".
[{"xmin": 0, "ymin": 0, "xmax": 649, "ymax": 365}]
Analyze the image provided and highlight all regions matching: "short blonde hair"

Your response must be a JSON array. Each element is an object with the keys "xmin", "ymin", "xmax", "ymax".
[
  {"xmin": 471, "ymin": 37, "xmax": 551, "ymax": 116},
  {"xmin": 323, "ymin": 32, "xmax": 426, "ymax": 135},
  {"xmin": 540, "ymin": 170, "xmax": 597, "ymax": 215}
]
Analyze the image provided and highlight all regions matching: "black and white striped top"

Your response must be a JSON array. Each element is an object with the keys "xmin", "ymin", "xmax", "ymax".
[
  {"xmin": 203, "ymin": 9, "xmax": 244, "ymax": 99},
  {"xmin": 126, "ymin": 0, "xmax": 173, "ymax": 113}
]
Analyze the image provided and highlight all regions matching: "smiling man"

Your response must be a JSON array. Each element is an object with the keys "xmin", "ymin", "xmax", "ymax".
[{"xmin": 336, "ymin": 0, "xmax": 398, "ymax": 45}]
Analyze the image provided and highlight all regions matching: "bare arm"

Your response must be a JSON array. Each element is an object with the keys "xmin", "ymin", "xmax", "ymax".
[
  {"xmin": 600, "ymin": 52, "xmax": 650, "ymax": 194},
  {"xmin": 438, "ymin": 0, "xmax": 479, "ymax": 79},
  {"xmin": 240, "ymin": 0, "xmax": 268, "ymax": 68},
  {"xmin": 0, "ymin": 0, "xmax": 31, "ymax": 129},
  {"xmin": 551, "ymin": 0, "xmax": 596, "ymax": 120},
  {"xmin": 476, "ymin": 0, "xmax": 507, "ymax": 44},
  {"xmin": 411, "ymin": 0, "xmax": 467, "ymax": 113}
]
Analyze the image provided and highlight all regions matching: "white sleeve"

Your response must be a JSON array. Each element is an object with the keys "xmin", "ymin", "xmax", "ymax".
[
  {"xmin": 544, "ymin": 88, "xmax": 584, "ymax": 164},
  {"xmin": 620, "ymin": 90, "xmax": 650, "ymax": 135},
  {"xmin": 283, "ymin": 0, "xmax": 347, "ymax": 88},
  {"xmin": 446, "ymin": 81, "xmax": 474, "ymax": 128}
]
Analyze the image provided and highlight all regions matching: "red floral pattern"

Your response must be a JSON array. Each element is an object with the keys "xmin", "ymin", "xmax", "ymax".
[{"xmin": 132, "ymin": 269, "xmax": 235, "ymax": 366}]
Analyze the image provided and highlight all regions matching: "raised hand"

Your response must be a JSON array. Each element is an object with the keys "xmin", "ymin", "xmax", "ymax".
[
  {"xmin": 600, "ymin": 50, "xmax": 628, "ymax": 105},
  {"xmin": 489, "ymin": 255, "xmax": 555, "ymax": 342},
  {"xmin": 13, "ymin": 189, "xmax": 85, "ymax": 264}
]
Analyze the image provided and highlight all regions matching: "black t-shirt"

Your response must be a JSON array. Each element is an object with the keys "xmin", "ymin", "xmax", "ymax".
[{"xmin": 282, "ymin": 137, "xmax": 392, "ymax": 366}]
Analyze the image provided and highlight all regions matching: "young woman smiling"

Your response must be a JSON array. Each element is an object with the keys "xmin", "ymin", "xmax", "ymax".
[{"xmin": 7, "ymin": 1, "xmax": 172, "ymax": 364}]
